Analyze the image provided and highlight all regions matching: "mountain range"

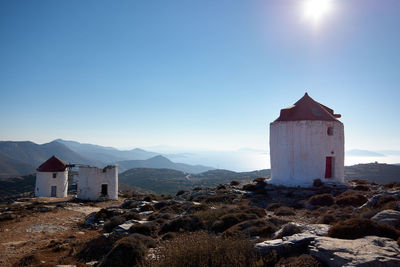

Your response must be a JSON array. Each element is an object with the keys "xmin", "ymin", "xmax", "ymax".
[{"xmin": 0, "ymin": 139, "xmax": 214, "ymax": 177}]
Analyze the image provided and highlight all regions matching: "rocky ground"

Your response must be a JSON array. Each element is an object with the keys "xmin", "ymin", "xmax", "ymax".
[{"xmin": 1, "ymin": 179, "xmax": 400, "ymax": 267}]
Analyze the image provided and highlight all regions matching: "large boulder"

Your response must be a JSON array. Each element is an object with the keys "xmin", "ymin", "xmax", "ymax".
[
  {"xmin": 273, "ymin": 222, "xmax": 330, "ymax": 239},
  {"xmin": 255, "ymin": 233, "xmax": 316, "ymax": 257},
  {"xmin": 309, "ymin": 235, "xmax": 400, "ymax": 267},
  {"xmin": 371, "ymin": 210, "xmax": 400, "ymax": 228}
]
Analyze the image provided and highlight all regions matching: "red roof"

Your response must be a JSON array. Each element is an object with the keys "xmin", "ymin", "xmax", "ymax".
[
  {"xmin": 274, "ymin": 93, "xmax": 341, "ymax": 122},
  {"xmin": 36, "ymin": 156, "xmax": 67, "ymax": 172}
]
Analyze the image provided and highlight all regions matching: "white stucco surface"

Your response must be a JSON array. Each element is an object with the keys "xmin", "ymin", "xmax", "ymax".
[
  {"xmin": 77, "ymin": 165, "xmax": 118, "ymax": 200},
  {"xmin": 35, "ymin": 171, "xmax": 68, "ymax": 197},
  {"xmin": 270, "ymin": 120, "xmax": 344, "ymax": 186}
]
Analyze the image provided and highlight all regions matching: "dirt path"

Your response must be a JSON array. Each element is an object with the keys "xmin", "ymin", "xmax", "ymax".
[{"xmin": 0, "ymin": 198, "xmax": 122, "ymax": 266}]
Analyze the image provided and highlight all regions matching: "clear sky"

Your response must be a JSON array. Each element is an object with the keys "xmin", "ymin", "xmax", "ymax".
[{"xmin": 1, "ymin": 0, "xmax": 399, "ymax": 152}]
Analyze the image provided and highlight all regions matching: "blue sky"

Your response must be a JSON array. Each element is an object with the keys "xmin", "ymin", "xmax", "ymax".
[{"xmin": 1, "ymin": 0, "xmax": 399, "ymax": 153}]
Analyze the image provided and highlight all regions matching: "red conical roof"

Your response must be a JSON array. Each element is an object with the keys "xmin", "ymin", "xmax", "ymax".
[
  {"xmin": 274, "ymin": 93, "xmax": 341, "ymax": 122},
  {"xmin": 36, "ymin": 155, "xmax": 67, "ymax": 172}
]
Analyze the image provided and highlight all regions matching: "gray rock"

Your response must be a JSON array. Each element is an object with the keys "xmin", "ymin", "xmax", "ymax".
[
  {"xmin": 273, "ymin": 222, "xmax": 330, "ymax": 239},
  {"xmin": 357, "ymin": 191, "xmax": 400, "ymax": 210},
  {"xmin": 309, "ymin": 236, "xmax": 400, "ymax": 267},
  {"xmin": 255, "ymin": 233, "xmax": 315, "ymax": 257},
  {"xmin": 371, "ymin": 209, "xmax": 400, "ymax": 228}
]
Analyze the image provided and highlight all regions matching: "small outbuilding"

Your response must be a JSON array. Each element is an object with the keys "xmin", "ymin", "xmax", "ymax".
[
  {"xmin": 269, "ymin": 93, "xmax": 345, "ymax": 186},
  {"xmin": 35, "ymin": 156, "xmax": 68, "ymax": 197},
  {"xmin": 77, "ymin": 165, "xmax": 118, "ymax": 200}
]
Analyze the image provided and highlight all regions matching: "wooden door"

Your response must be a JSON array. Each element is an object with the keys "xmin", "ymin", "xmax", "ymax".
[
  {"xmin": 51, "ymin": 186, "xmax": 57, "ymax": 197},
  {"xmin": 325, "ymin": 157, "xmax": 333, "ymax": 178}
]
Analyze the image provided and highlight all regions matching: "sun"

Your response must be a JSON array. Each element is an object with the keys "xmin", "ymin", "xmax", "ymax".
[{"xmin": 303, "ymin": 0, "xmax": 333, "ymax": 24}]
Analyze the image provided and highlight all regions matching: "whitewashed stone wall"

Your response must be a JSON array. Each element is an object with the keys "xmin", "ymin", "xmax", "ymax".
[
  {"xmin": 77, "ymin": 165, "xmax": 118, "ymax": 200},
  {"xmin": 270, "ymin": 120, "xmax": 344, "ymax": 186},
  {"xmin": 35, "ymin": 171, "xmax": 68, "ymax": 197}
]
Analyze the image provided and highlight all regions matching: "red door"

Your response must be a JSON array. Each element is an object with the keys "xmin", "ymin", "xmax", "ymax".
[{"xmin": 325, "ymin": 157, "xmax": 333, "ymax": 178}]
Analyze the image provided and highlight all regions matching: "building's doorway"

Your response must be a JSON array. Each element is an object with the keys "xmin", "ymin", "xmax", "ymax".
[
  {"xmin": 101, "ymin": 184, "xmax": 108, "ymax": 196},
  {"xmin": 51, "ymin": 186, "xmax": 57, "ymax": 197},
  {"xmin": 325, "ymin": 157, "xmax": 333, "ymax": 178}
]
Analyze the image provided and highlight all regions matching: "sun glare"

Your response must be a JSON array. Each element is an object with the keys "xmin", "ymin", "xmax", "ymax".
[{"xmin": 303, "ymin": 0, "xmax": 333, "ymax": 24}]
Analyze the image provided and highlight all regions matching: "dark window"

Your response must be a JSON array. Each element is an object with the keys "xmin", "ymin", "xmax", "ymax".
[
  {"xmin": 327, "ymin": 126, "xmax": 334, "ymax": 136},
  {"xmin": 52, "ymin": 173, "xmax": 57, "ymax": 178},
  {"xmin": 101, "ymin": 184, "xmax": 108, "ymax": 196}
]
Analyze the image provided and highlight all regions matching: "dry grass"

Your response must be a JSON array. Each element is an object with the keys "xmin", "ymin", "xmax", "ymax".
[
  {"xmin": 274, "ymin": 206, "xmax": 296, "ymax": 216},
  {"xmin": 308, "ymin": 193, "xmax": 334, "ymax": 206},
  {"xmin": 328, "ymin": 218, "xmax": 400, "ymax": 240},
  {"xmin": 275, "ymin": 254, "xmax": 323, "ymax": 267},
  {"xmin": 146, "ymin": 232, "xmax": 263, "ymax": 267},
  {"xmin": 335, "ymin": 191, "xmax": 368, "ymax": 207}
]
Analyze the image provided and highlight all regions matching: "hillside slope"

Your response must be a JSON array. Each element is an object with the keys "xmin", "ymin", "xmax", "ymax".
[
  {"xmin": 119, "ymin": 167, "xmax": 270, "ymax": 194},
  {"xmin": 0, "ymin": 141, "xmax": 98, "ymax": 176},
  {"xmin": 55, "ymin": 139, "xmax": 159, "ymax": 163},
  {"xmin": 117, "ymin": 155, "xmax": 214, "ymax": 174},
  {"xmin": 344, "ymin": 163, "xmax": 400, "ymax": 184}
]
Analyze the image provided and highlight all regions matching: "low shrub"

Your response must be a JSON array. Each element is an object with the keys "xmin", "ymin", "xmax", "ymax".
[
  {"xmin": 335, "ymin": 191, "xmax": 368, "ymax": 207},
  {"xmin": 143, "ymin": 196, "xmax": 152, "ymax": 202},
  {"xmin": 211, "ymin": 213, "xmax": 258, "ymax": 233},
  {"xmin": 384, "ymin": 182, "xmax": 400, "ymax": 189},
  {"xmin": 158, "ymin": 202, "xmax": 186, "ymax": 214},
  {"xmin": 129, "ymin": 222, "xmax": 158, "ymax": 237},
  {"xmin": 224, "ymin": 219, "xmax": 277, "ymax": 238},
  {"xmin": 103, "ymin": 216, "xmax": 126, "ymax": 233},
  {"xmin": 242, "ymin": 183, "xmax": 257, "ymax": 191},
  {"xmin": 276, "ymin": 254, "xmax": 323, "ymax": 267},
  {"xmin": 353, "ymin": 185, "xmax": 370, "ymax": 191},
  {"xmin": 308, "ymin": 193, "xmax": 334, "ymax": 206},
  {"xmin": 266, "ymin": 202, "xmax": 282, "ymax": 211},
  {"xmin": 195, "ymin": 194, "xmax": 236, "ymax": 203},
  {"xmin": 230, "ymin": 180, "xmax": 240, "ymax": 186},
  {"xmin": 186, "ymin": 203, "xmax": 208, "ymax": 214},
  {"xmin": 316, "ymin": 214, "xmax": 336, "ymax": 224},
  {"xmin": 124, "ymin": 211, "xmax": 140, "ymax": 221},
  {"xmin": 77, "ymin": 235, "xmax": 114, "ymax": 261},
  {"xmin": 328, "ymin": 218, "xmax": 400, "ymax": 240},
  {"xmin": 98, "ymin": 235, "xmax": 148, "ymax": 267},
  {"xmin": 160, "ymin": 216, "xmax": 204, "ymax": 233},
  {"xmin": 94, "ymin": 208, "xmax": 114, "ymax": 220},
  {"xmin": 313, "ymin": 179, "xmax": 323, "ymax": 187},
  {"xmin": 148, "ymin": 212, "xmax": 172, "ymax": 221},
  {"xmin": 315, "ymin": 206, "xmax": 357, "ymax": 225},
  {"xmin": 351, "ymin": 179, "xmax": 368, "ymax": 184},
  {"xmin": 253, "ymin": 177, "xmax": 266, "ymax": 183},
  {"xmin": 376, "ymin": 196, "xmax": 397, "ymax": 208},
  {"xmin": 274, "ymin": 206, "xmax": 296, "ymax": 216},
  {"xmin": 217, "ymin": 184, "xmax": 226, "ymax": 190},
  {"xmin": 15, "ymin": 253, "xmax": 41, "ymax": 267},
  {"xmin": 176, "ymin": 190, "xmax": 187, "ymax": 196},
  {"xmin": 140, "ymin": 204, "xmax": 155, "ymax": 212},
  {"xmin": 146, "ymin": 232, "xmax": 263, "ymax": 267},
  {"xmin": 162, "ymin": 232, "xmax": 176, "ymax": 240}
]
